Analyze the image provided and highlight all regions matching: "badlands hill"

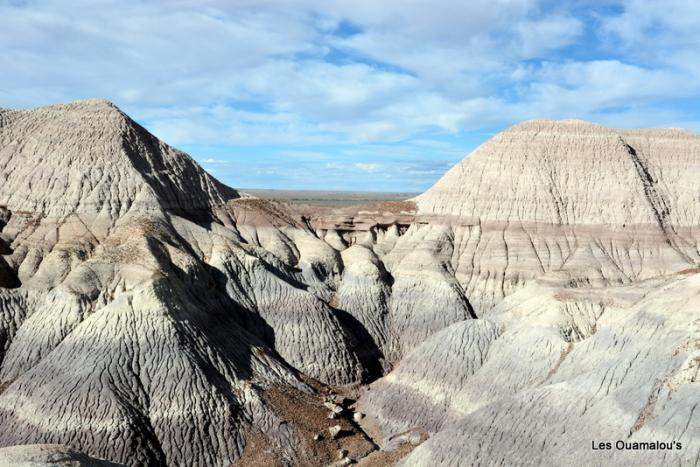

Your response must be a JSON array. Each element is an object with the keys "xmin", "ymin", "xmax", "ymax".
[
  {"xmin": 0, "ymin": 99, "xmax": 237, "ymax": 219},
  {"xmin": 415, "ymin": 119, "xmax": 700, "ymax": 312},
  {"xmin": 0, "ymin": 100, "xmax": 698, "ymax": 467}
]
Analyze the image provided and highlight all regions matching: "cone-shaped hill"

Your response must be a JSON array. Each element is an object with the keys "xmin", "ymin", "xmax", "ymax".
[{"xmin": 0, "ymin": 99, "xmax": 238, "ymax": 219}]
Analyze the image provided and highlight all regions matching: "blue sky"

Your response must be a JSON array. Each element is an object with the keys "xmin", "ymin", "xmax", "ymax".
[{"xmin": 1, "ymin": 0, "xmax": 699, "ymax": 191}]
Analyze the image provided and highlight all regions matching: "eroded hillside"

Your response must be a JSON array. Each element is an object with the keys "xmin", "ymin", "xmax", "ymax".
[{"xmin": 0, "ymin": 101, "xmax": 697, "ymax": 466}]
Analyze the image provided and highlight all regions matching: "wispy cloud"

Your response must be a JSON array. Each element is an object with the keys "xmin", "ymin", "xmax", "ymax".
[
  {"xmin": 1, "ymin": 0, "xmax": 698, "ymax": 190},
  {"xmin": 353, "ymin": 163, "xmax": 380, "ymax": 172}
]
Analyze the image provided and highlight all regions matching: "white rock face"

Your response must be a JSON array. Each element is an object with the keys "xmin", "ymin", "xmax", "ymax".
[
  {"xmin": 0, "ymin": 99, "xmax": 236, "ymax": 218},
  {"xmin": 417, "ymin": 120, "xmax": 699, "ymax": 225},
  {"xmin": 388, "ymin": 272, "xmax": 700, "ymax": 466},
  {"xmin": 0, "ymin": 104, "xmax": 698, "ymax": 467},
  {"xmin": 0, "ymin": 101, "xmax": 318, "ymax": 466},
  {"xmin": 0, "ymin": 215, "xmax": 308, "ymax": 466},
  {"xmin": 414, "ymin": 120, "xmax": 700, "ymax": 313},
  {"xmin": 1, "ymin": 101, "xmax": 439, "ymax": 466},
  {"xmin": 356, "ymin": 120, "xmax": 700, "ymax": 466}
]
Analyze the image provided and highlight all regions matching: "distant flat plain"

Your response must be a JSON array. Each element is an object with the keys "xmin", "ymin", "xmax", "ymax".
[{"xmin": 240, "ymin": 188, "xmax": 420, "ymax": 207}]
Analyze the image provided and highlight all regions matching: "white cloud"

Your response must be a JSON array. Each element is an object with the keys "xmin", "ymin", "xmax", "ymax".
[
  {"xmin": 517, "ymin": 60, "xmax": 695, "ymax": 115},
  {"xmin": 1, "ymin": 0, "xmax": 698, "ymax": 186},
  {"xmin": 0, "ymin": 0, "xmax": 589, "ymax": 139},
  {"xmin": 353, "ymin": 163, "xmax": 380, "ymax": 172},
  {"xmin": 601, "ymin": 0, "xmax": 700, "ymax": 49}
]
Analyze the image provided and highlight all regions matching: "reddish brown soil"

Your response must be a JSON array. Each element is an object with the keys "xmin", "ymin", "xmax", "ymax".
[
  {"xmin": 235, "ymin": 383, "xmax": 376, "ymax": 466},
  {"xmin": 233, "ymin": 431, "xmax": 284, "ymax": 467}
]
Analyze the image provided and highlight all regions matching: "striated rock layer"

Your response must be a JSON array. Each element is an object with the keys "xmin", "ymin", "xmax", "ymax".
[
  {"xmin": 0, "ymin": 100, "xmax": 470, "ymax": 466},
  {"xmin": 0, "ymin": 99, "xmax": 237, "ymax": 218},
  {"xmin": 359, "ymin": 120, "xmax": 700, "ymax": 466},
  {"xmin": 0, "ymin": 102, "xmax": 698, "ymax": 467},
  {"xmin": 414, "ymin": 120, "xmax": 700, "ymax": 313}
]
